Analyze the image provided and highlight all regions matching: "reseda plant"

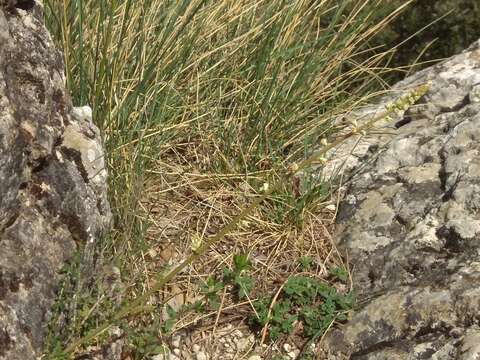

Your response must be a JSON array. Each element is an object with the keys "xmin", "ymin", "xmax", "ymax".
[
  {"xmin": 62, "ymin": 83, "xmax": 429, "ymax": 355},
  {"xmin": 41, "ymin": 0, "xmax": 426, "ymax": 356}
]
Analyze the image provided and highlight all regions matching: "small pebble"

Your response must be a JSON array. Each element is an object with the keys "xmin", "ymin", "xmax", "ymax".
[
  {"xmin": 237, "ymin": 337, "xmax": 252, "ymax": 351},
  {"xmin": 172, "ymin": 336, "xmax": 181, "ymax": 348},
  {"xmin": 196, "ymin": 351, "xmax": 208, "ymax": 360},
  {"xmin": 325, "ymin": 204, "xmax": 336, "ymax": 211},
  {"xmin": 148, "ymin": 248, "xmax": 158, "ymax": 258},
  {"xmin": 288, "ymin": 350, "xmax": 299, "ymax": 359},
  {"xmin": 173, "ymin": 348, "xmax": 181, "ymax": 356},
  {"xmin": 283, "ymin": 343, "xmax": 292, "ymax": 352},
  {"xmin": 192, "ymin": 344, "xmax": 201, "ymax": 353},
  {"xmin": 449, "ymin": 327, "xmax": 462, "ymax": 338},
  {"xmin": 152, "ymin": 352, "xmax": 171, "ymax": 360}
]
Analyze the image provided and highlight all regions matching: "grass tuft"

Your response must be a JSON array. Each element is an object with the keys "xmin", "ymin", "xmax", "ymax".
[{"xmin": 43, "ymin": 0, "xmax": 415, "ymax": 358}]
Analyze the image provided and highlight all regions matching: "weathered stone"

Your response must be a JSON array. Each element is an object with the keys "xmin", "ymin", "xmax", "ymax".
[
  {"xmin": 320, "ymin": 40, "xmax": 480, "ymax": 358},
  {"xmin": 0, "ymin": 2, "xmax": 111, "ymax": 359}
]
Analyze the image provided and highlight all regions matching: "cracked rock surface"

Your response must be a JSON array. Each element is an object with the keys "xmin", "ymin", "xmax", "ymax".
[
  {"xmin": 0, "ymin": 2, "xmax": 111, "ymax": 359},
  {"xmin": 321, "ymin": 40, "xmax": 480, "ymax": 359}
]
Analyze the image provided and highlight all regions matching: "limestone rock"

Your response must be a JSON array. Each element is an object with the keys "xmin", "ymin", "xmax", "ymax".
[
  {"xmin": 0, "ymin": 2, "xmax": 111, "ymax": 359},
  {"xmin": 321, "ymin": 40, "xmax": 480, "ymax": 358}
]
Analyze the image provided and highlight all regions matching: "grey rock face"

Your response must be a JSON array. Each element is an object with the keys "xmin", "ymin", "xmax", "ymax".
[
  {"xmin": 321, "ymin": 41, "xmax": 480, "ymax": 358},
  {"xmin": 0, "ymin": 2, "xmax": 110, "ymax": 359}
]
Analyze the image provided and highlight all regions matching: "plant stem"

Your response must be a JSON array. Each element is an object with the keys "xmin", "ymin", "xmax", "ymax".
[{"xmin": 64, "ymin": 83, "xmax": 429, "ymax": 355}]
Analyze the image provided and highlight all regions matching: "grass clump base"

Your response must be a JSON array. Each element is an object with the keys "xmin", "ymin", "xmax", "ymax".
[{"xmin": 41, "ymin": 0, "xmax": 420, "ymax": 358}]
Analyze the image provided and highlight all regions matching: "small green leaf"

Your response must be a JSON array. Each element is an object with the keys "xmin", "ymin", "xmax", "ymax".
[
  {"xmin": 236, "ymin": 274, "xmax": 255, "ymax": 299},
  {"xmin": 165, "ymin": 304, "xmax": 177, "ymax": 318},
  {"xmin": 329, "ymin": 266, "xmax": 349, "ymax": 282},
  {"xmin": 233, "ymin": 253, "xmax": 251, "ymax": 273},
  {"xmin": 298, "ymin": 256, "xmax": 313, "ymax": 270}
]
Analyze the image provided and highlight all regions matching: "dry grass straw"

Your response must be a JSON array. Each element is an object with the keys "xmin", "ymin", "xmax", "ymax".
[{"xmin": 43, "ymin": 0, "xmax": 416, "ymax": 357}]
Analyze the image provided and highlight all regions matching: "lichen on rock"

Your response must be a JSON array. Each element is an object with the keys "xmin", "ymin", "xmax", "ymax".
[
  {"xmin": 0, "ymin": 2, "xmax": 111, "ymax": 359},
  {"xmin": 320, "ymin": 40, "xmax": 480, "ymax": 359}
]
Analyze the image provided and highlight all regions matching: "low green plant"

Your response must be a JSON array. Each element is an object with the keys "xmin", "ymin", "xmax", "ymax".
[
  {"xmin": 125, "ymin": 321, "xmax": 169, "ymax": 358},
  {"xmin": 299, "ymin": 353, "xmax": 314, "ymax": 360},
  {"xmin": 329, "ymin": 266, "xmax": 349, "ymax": 282},
  {"xmin": 43, "ymin": 252, "xmax": 119, "ymax": 359},
  {"xmin": 223, "ymin": 254, "xmax": 256, "ymax": 300},
  {"xmin": 153, "ymin": 254, "xmax": 256, "ymax": 338},
  {"xmin": 298, "ymin": 256, "xmax": 314, "ymax": 271},
  {"xmin": 199, "ymin": 276, "xmax": 224, "ymax": 310},
  {"xmin": 159, "ymin": 304, "xmax": 178, "ymax": 335},
  {"xmin": 250, "ymin": 275, "xmax": 355, "ymax": 341},
  {"xmin": 251, "ymin": 297, "xmax": 298, "ymax": 340}
]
